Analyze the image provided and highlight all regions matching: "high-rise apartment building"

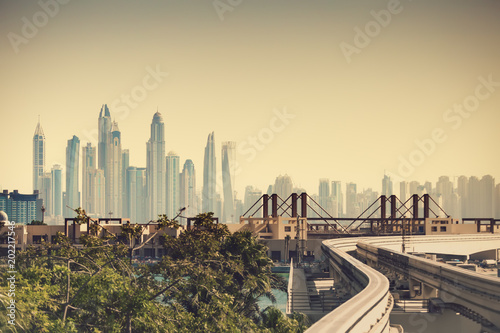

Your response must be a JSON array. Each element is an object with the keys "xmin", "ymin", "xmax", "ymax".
[
  {"xmin": 82, "ymin": 143, "xmax": 96, "ymax": 213},
  {"xmin": 346, "ymin": 182, "xmax": 357, "ymax": 217},
  {"xmin": 98, "ymin": 104, "xmax": 111, "ymax": 173},
  {"xmin": 331, "ymin": 181, "xmax": 343, "ymax": 217},
  {"xmin": 106, "ymin": 122, "xmax": 122, "ymax": 217},
  {"xmin": 479, "ymin": 175, "xmax": 495, "ymax": 218},
  {"xmin": 244, "ymin": 186, "xmax": 262, "ymax": 217},
  {"xmin": 468, "ymin": 176, "xmax": 480, "ymax": 217},
  {"xmin": 33, "ymin": 118, "xmax": 45, "ymax": 193},
  {"xmin": 221, "ymin": 141, "xmax": 236, "ymax": 222},
  {"xmin": 457, "ymin": 176, "xmax": 469, "ymax": 218},
  {"xmin": 121, "ymin": 149, "xmax": 130, "ymax": 217},
  {"xmin": 382, "ymin": 175, "xmax": 393, "ymax": 197},
  {"xmin": 166, "ymin": 151, "xmax": 180, "ymax": 219},
  {"xmin": 126, "ymin": 167, "xmax": 147, "ymax": 223},
  {"xmin": 202, "ymin": 132, "xmax": 216, "ymax": 214},
  {"xmin": 318, "ymin": 179, "xmax": 330, "ymax": 210},
  {"xmin": 180, "ymin": 159, "xmax": 197, "ymax": 219},
  {"xmin": 51, "ymin": 164, "xmax": 62, "ymax": 217},
  {"xmin": 274, "ymin": 175, "xmax": 293, "ymax": 200},
  {"xmin": 400, "ymin": 181, "xmax": 409, "ymax": 203},
  {"xmin": 146, "ymin": 112, "xmax": 166, "ymax": 220},
  {"xmin": 64, "ymin": 135, "xmax": 80, "ymax": 217}
]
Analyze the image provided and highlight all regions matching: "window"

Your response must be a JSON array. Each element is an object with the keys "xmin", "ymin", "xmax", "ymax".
[
  {"xmin": 431, "ymin": 226, "xmax": 437, "ymax": 232},
  {"xmin": 440, "ymin": 226, "xmax": 447, "ymax": 232},
  {"xmin": 32, "ymin": 235, "xmax": 48, "ymax": 244},
  {"xmin": 284, "ymin": 226, "xmax": 291, "ymax": 232}
]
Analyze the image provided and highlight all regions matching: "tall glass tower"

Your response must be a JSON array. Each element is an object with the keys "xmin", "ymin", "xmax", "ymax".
[
  {"xmin": 180, "ymin": 159, "xmax": 197, "ymax": 218},
  {"xmin": 33, "ymin": 117, "xmax": 45, "ymax": 192},
  {"xmin": 166, "ymin": 151, "xmax": 180, "ymax": 219},
  {"xmin": 51, "ymin": 164, "xmax": 62, "ymax": 217},
  {"xmin": 202, "ymin": 132, "xmax": 216, "ymax": 214},
  {"xmin": 221, "ymin": 141, "xmax": 236, "ymax": 222},
  {"xmin": 64, "ymin": 135, "xmax": 80, "ymax": 217},
  {"xmin": 146, "ymin": 111, "xmax": 166, "ymax": 220},
  {"xmin": 107, "ymin": 121, "xmax": 122, "ymax": 217},
  {"xmin": 98, "ymin": 104, "xmax": 111, "ymax": 172}
]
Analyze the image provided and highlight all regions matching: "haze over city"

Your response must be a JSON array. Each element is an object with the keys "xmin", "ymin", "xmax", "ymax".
[{"xmin": 1, "ymin": 0, "xmax": 500, "ymax": 198}]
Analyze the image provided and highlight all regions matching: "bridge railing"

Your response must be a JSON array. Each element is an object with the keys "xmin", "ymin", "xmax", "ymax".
[
  {"xmin": 306, "ymin": 239, "xmax": 393, "ymax": 333},
  {"xmin": 286, "ymin": 257, "xmax": 294, "ymax": 315}
]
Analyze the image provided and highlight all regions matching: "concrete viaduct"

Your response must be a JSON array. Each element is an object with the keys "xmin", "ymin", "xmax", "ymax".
[{"xmin": 305, "ymin": 234, "xmax": 500, "ymax": 333}]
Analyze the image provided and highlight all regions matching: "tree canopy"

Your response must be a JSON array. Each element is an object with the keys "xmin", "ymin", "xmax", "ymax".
[{"xmin": 0, "ymin": 210, "xmax": 309, "ymax": 332}]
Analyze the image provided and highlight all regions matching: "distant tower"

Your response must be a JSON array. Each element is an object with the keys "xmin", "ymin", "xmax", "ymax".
[
  {"xmin": 51, "ymin": 164, "xmax": 62, "ymax": 216},
  {"xmin": 346, "ymin": 182, "xmax": 357, "ymax": 217},
  {"xmin": 64, "ymin": 136, "xmax": 80, "ymax": 217},
  {"xmin": 331, "ymin": 181, "xmax": 343, "ymax": 217},
  {"xmin": 126, "ymin": 167, "xmax": 147, "ymax": 223},
  {"xmin": 146, "ymin": 111, "xmax": 166, "ymax": 220},
  {"xmin": 121, "ymin": 149, "xmax": 130, "ymax": 217},
  {"xmin": 244, "ymin": 186, "xmax": 262, "ymax": 217},
  {"xmin": 82, "ymin": 143, "xmax": 96, "ymax": 212},
  {"xmin": 180, "ymin": 159, "xmax": 197, "ymax": 218},
  {"xmin": 33, "ymin": 117, "xmax": 45, "ymax": 192},
  {"xmin": 318, "ymin": 179, "xmax": 330, "ymax": 209},
  {"xmin": 202, "ymin": 132, "xmax": 216, "ymax": 214},
  {"xmin": 479, "ymin": 175, "xmax": 495, "ymax": 218},
  {"xmin": 165, "ymin": 151, "xmax": 180, "ymax": 219},
  {"xmin": 221, "ymin": 141, "xmax": 236, "ymax": 222},
  {"xmin": 106, "ymin": 121, "xmax": 122, "ymax": 217},
  {"xmin": 382, "ymin": 175, "xmax": 393, "ymax": 197},
  {"xmin": 274, "ymin": 175, "xmax": 293, "ymax": 199},
  {"xmin": 98, "ymin": 104, "xmax": 111, "ymax": 172}
]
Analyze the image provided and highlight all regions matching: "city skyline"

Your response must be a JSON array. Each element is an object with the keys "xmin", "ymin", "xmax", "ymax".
[{"xmin": 1, "ymin": 0, "xmax": 500, "ymax": 200}]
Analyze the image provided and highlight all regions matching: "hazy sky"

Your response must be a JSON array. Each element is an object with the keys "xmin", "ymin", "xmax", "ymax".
[{"xmin": 1, "ymin": 0, "xmax": 499, "ymax": 198}]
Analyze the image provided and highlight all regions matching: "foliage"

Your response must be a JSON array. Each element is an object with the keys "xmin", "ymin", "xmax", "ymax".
[
  {"xmin": 28, "ymin": 220, "xmax": 47, "ymax": 225},
  {"xmin": 0, "ymin": 211, "xmax": 309, "ymax": 332}
]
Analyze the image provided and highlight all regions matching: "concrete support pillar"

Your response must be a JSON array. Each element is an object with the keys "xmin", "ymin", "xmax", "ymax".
[
  {"xmin": 409, "ymin": 278, "xmax": 421, "ymax": 298},
  {"xmin": 422, "ymin": 284, "xmax": 437, "ymax": 299}
]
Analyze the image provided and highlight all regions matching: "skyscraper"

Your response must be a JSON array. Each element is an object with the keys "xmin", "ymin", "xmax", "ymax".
[
  {"xmin": 244, "ymin": 186, "xmax": 262, "ymax": 217},
  {"xmin": 98, "ymin": 104, "xmax": 111, "ymax": 172},
  {"xmin": 106, "ymin": 121, "xmax": 122, "ymax": 217},
  {"xmin": 479, "ymin": 175, "xmax": 495, "ymax": 218},
  {"xmin": 400, "ymin": 181, "xmax": 409, "ymax": 203},
  {"xmin": 202, "ymin": 132, "xmax": 216, "ymax": 214},
  {"xmin": 180, "ymin": 159, "xmax": 197, "ymax": 218},
  {"xmin": 346, "ymin": 182, "xmax": 357, "ymax": 217},
  {"xmin": 457, "ymin": 176, "xmax": 469, "ymax": 218},
  {"xmin": 274, "ymin": 175, "xmax": 293, "ymax": 199},
  {"xmin": 121, "ymin": 149, "xmax": 130, "ymax": 217},
  {"xmin": 166, "ymin": 151, "xmax": 180, "ymax": 219},
  {"xmin": 468, "ymin": 176, "xmax": 480, "ymax": 217},
  {"xmin": 82, "ymin": 143, "xmax": 96, "ymax": 213},
  {"xmin": 126, "ymin": 167, "xmax": 147, "ymax": 223},
  {"xmin": 146, "ymin": 112, "xmax": 166, "ymax": 220},
  {"xmin": 436, "ymin": 176, "xmax": 453, "ymax": 215},
  {"xmin": 382, "ymin": 175, "xmax": 393, "ymax": 197},
  {"xmin": 40, "ymin": 172, "xmax": 52, "ymax": 216},
  {"xmin": 51, "ymin": 164, "xmax": 62, "ymax": 217},
  {"xmin": 221, "ymin": 141, "xmax": 236, "ymax": 222},
  {"xmin": 82, "ymin": 143, "xmax": 105, "ymax": 217},
  {"xmin": 64, "ymin": 135, "xmax": 80, "ymax": 217},
  {"xmin": 33, "ymin": 117, "xmax": 45, "ymax": 192},
  {"xmin": 331, "ymin": 181, "xmax": 343, "ymax": 217},
  {"xmin": 318, "ymin": 179, "xmax": 330, "ymax": 209}
]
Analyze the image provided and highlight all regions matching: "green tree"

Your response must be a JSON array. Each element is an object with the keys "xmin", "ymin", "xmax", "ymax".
[{"xmin": 0, "ymin": 210, "xmax": 309, "ymax": 332}]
